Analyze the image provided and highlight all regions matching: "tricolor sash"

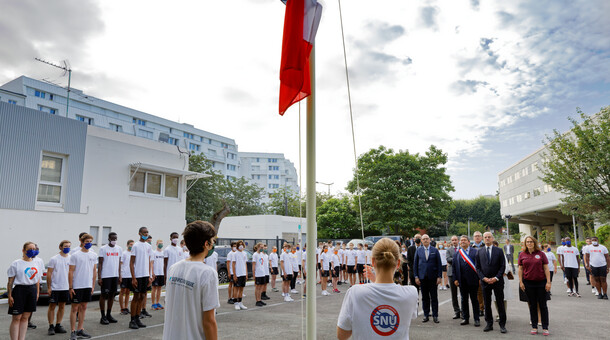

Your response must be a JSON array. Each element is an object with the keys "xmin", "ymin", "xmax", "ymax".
[{"xmin": 458, "ymin": 248, "xmax": 477, "ymax": 272}]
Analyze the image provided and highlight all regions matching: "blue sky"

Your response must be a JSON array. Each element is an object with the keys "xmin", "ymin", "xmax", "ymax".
[{"xmin": 1, "ymin": 0, "xmax": 609, "ymax": 199}]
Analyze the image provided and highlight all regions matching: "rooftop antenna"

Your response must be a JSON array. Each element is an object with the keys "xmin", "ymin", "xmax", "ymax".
[{"xmin": 34, "ymin": 58, "xmax": 72, "ymax": 117}]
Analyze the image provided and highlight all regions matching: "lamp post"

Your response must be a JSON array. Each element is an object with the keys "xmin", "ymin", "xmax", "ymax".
[
  {"xmin": 316, "ymin": 181, "xmax": 333, "ymax": 195},
  {"xmin": 504, "ymin": 215, "xmax": 512, "ymax": 241},
  {"xmin": 444, "ymin": 221, "xmax": 449, "ymax": 236},
  {"xmin": 468, "ymin": 217, "xmax": 472, "ymax": 238}
]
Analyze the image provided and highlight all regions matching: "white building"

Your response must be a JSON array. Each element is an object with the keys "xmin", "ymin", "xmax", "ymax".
[
  {"xmin": 218, "ymin": 215, "xmax": 307, "ymax": 243},
  {"xmin": 0, "ymin": 102, "xmax": 207, "ymax": 284},
  {"xmin": 239, "ymin": 152, "xmax": 299, "ymax": 204}
]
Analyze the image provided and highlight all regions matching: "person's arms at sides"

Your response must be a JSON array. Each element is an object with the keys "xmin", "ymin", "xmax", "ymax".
[
  {"xmin": 251, "ymin": 257, "xmax": 256, "ymax": 277},
  {"xmin": 585, "ymin": 253, "xmax": 590, "ymax": 271},
  {"xmin": 337, "ymin": 327, "xmax": 352, "ymax": 340},
  {"xmin": 413, "ymin": 251, "xmax": 420, "ymax": 285},
  {"xmin": 495, "ymin": 249, "xmax": 506, "ymax": 282},
  {"xmin": 576, "ymin": 254, "xmax": 580, "ymax": 272},
  {"xmin": 543, "ymin": 264, "xmax": 551, "ymax": 292},
  {"xmin": 452, "ymin": 253, "xmax": 459, "ymax": 286},
  {"xmin": 518, "ymin": 253, "xmax": 525, "ymax": 291},
  {"xmin": 337, "ymin": 287, "xmax": 354, "ymax": 340},
  {"xmin": 7, "ymin": 276, "xmax": 15, "ymax": 307},
  {"xmin": 203, "ymin": 309, "xmax": 218, "ymax": 340},
  {"xmin": 163, "ymin": 257, "xmax": 169, "ymax": 284},
  {"xmin": 130, "ymin": 255, "xmax": 137, "ymax": 287},
  {"xmin": 68, "ymin": 264, "xmax": 76, "ymax": 299},
  {"xmin": 47, "ymin": 267, "xmax": 54, "ymax": 295},
  {"xmin": 446, "ymin": 248, "xmax": 453, "ymax": 265},
  {"xmin": 150, "ymin": 258, "xmax": 155, "ymax": 283},
  {"xmin": 606, "ymin": 253, "xmax": 610, "ymax": 274},
  {"xmin": 92, "ymin": 264, "xmax": 97, "ymax": 294},
  {"xmin": 232, "ymin": 261, "xmax": 237, "ymax": 281},
  {"xmin": 436, "ymin": 251, "xmax": 442, "ymax": 285},
  {"xmin": 475, "ymin": 251, "xmax": 485, "ymax": 281},
  {"xmin": 98, "ymin": 256, "xmax": 104, "ymax": 286}
]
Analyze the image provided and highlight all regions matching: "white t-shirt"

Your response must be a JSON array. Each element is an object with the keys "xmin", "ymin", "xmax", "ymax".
[
  {"xmin": 269, "ymin": 252, "xmax": 279, "ymax": 268},
  {"xmin": 290, "ymin": 252, "xmax": 299, "ymax": 272},
  {"xmin": 317, "ymin": 248, "xmax": 322, "ymax": 263},
  {"xmin": 331, "ymin": 254, "xmax": 340, "ymax": 268},
  {"xmin": 226, "ymin": 250, "xmax": 235, "ymax": 275},
  {"xmin": 163, "ymin": 246, "xmax": 184, "ymax": 273},
  {"xmin": 48, "ymin": 254, "xmax": 71, "ymax": 290},
  {"xmin": 297, "ymin": 249, "xmax": 303, "ymax": 266},
  {"xmin": 302, "ymin": 251, "xmax": 307, "ymax": 269},
  {"xmin": 365, "ymin": 250, "xmax": 373, "ymax": 265},
  {"xmin": 153, "ymin": 250, "xmax": 166, "ymax": 276},
  {"xmin": 544, "ymin": 252, "xmax": 556, "ymax": 271},
  {"xmin": 121, "ymin": 251, "xmax": 132, "ymax": 279},
  {"xmin": 346, "ymin": 250, "xmax": 357, "ymax": 266},
  {"xmin": 338, "ymin": 249, "xmax": 345, "ymax": 264},
  {"xmin": 280, "ymin": 251, "xmax": 292, "ymax": 274},
  {"xmin": 585, "ymin": 245, "xmax": 609, "ymax": 267},
  {"xmin": 263, "ymin": 253, "xmax": 269, "ymax": 275},
  {"xmin": 356, "ymin": 250, "xmax": 366, "ymax": 264},
  {"xmin": 69, "ymin": 250, "xmax": 98, "ymax": 289},
  {"xmin": 253, "ymin": 252, "xmax": 265, "ymax": 277},
  {"xmin": 33, "ymin": 257, "xmax": 45, "ymax": 283},
  {"xmin": 7, "ymin": 259, "xmax": 41, "ymax": 285},
  {"xmin": 337, "ymin": 283, "xmax": 418, "ymax": 339},
  {"xmin": 233, "ymin": 251, "xmax": 247, "ymax": 277},
  {"xmin": 99, "ymin": 245, "xmax": 122, "ymax": 279},
  {"xmin": 70, "ymin": 246, "xmax": 81, "ymax": 255},
  {"xmin": 439, "ymin": 249, "xmax": 447, "ymax": 266},
  {"xmin": 561, "ymin": 246, "xmax": 580, "ymax": 268},
  {"xmin": 321, "ymin": 252, "xmax": 331, "ymax": 270},
  {"xmin": 163, "ymin": 260, "xmax": 220, "ymax": 340},
  {"xmin": 131, "ymin": 241, "xmax": 153, "ymax": 278},
  {"xmin": 204, "ymin": 251, "xmax": 218, "ymax": 269}
]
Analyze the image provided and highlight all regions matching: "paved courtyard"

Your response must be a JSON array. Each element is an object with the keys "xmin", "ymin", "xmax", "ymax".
[{"xmin": 1, "ymin": 276, "xmax": 607, "ymax": 339}]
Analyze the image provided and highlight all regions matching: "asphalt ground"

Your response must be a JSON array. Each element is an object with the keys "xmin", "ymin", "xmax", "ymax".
[{"xmin": 1, "ymin": 274, "xmax": 609, "ymax": 339}]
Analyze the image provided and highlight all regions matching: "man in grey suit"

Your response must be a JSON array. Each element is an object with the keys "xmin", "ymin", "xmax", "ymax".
[
  {"xmin": 503, "ymin": 238, "xmax": 515, "ymax": 274},
  {"xmin": 446, "ymin": 235, "xmax": 461, "ymax": 320}
]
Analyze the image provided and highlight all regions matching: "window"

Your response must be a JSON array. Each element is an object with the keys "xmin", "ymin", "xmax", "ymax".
[
  {"xmin": 208, "ymin": 139, "xmax": 212, "ymax": 144},
  {"xmin": 211, "ymin": 162, "xmax": 216, "ymax": 168},
  {"xmin": 89, "ymin": 226, "xmax": 99, "ymax": 246},
  {"xmin": 227, "ymin": 153, "xmax": 236, "ymax": 160},
  {"xmin": 524, "ymin": 191, "xmax": 531, "ymax": 200},
  {"xmin": 101, "ymin": 227, "xmax": 112, "ymax": 246},
  {"xmin": 199, "ymin": 136, "xmax": 204, "ymax": 142},
  {"xmin": 544, "ymin": 184, "xmax": 553, "ymax": 193},
  {"xmin": 269, "ymin": 166, "xmax": 279, "ymax": 171},
  {"xmin": 208, "ymin": 149, "xmax": 217, "ymax": 155},
  {"xmin": 189, "ymin": 143, "xmax": 200, "ymax": 151},
  {"xmin": 183, "ymin": 132, "xmax": 194, "ymax": 139},
  {"xmin": 221, "ymin": 142, "xmax": 228, "ymax": 149},
  {"xmin": 502, "ymin": 200, "xmax": 508, "ymax": 207},
  {"xmin": 522, "ymin": 167, "xmax": 529, "ymax": 176},
  {"xmin": 138, "ymin": 129, "xmax": 153, "ymax": 139},
  {"xmin": 268, "ymin": 175, "xmax": 279, "ymax": 180},
  {"xmin": 227, "ymin": 175, "xmax": 235, "ymax": 181},
  {"xmin": 514, "ymin": 172, "xmax": 520, "ymax": 180},
  {"xmin": 8, "ymin": 99, "xmax": 17, "ymax": 104},
  {"xmin": 227, "ymin": 164, "xmax": 236, "ymax": 171},
  {"xmin": 35, "ymin": 90, "xmax": 46, "ymax": 99},
  {"xmin": 146, "ymin": 173, "xmax": 162, "ymax": 195},
  {"xmin": 268, "ymin": 158, "xmax": 278, "ymax": 163},
  {"xmin": 49, "ymin": 94, "xmax": 54, "ymax": 101},
  {"xmin": 165, "ymin": 175, "xmax": 179, "ymax": 198},
  {"xmin": 37, "ymin": 153, "xmax": 66, "ymax": 204},
  {"xmin": 531, "ymin": 163, "xmax": 539, "ymax": 172},
  {"xmin": 38, "ymin": 105, "xmax": 57, "ymax": 114},
  {"xmin": 76, "ymin": 115, "xmax": 94, "ymax": 125},
  {"xmin": 516, "ymin": 194, "xmax": 523, "ymax": 203},
  {"xmin": 533, "ymin": 187, "xmax": 541, "ymax": 197},
  {"xmin": 256, "ymin": 158, "xmax": 260, "ymax": 162},
  {"xmin": 168, "ymin": 137, "xmax": 178, "ymax": 145},
  {"xmin": 133, "ymin": 118, "xmax": 146, "ymax": 126},
  {"xmin": 109, "ymin": 123, "xmax": 123, "ymax": 132},
  {"xmin": 269, "ymin": 184, "xmax": 280, "ymax": 189},
  {"xmin": 130, "ymin": 171, "xmax": 145, "ymax": 192}
]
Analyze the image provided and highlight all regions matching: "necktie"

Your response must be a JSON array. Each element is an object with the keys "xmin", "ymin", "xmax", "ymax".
[
  {"xmin": 425, "ymin": 247, "xmax": 429, "ymax": 260},
  {"xmin": 487, "ymin": 246, "xmax": 491, "ymax": 264}
]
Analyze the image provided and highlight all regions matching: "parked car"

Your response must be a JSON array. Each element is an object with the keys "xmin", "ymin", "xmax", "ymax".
[
  {"xmin": 346, "ymin": 239, "xmax": 374, "ymax": 248},
  {"xmin": 365, "ymin": 235, "xmax": 405, "ymax": 245},
  {"xmin": 215, "ymin": 246, "xmax": 253, "ymax": 284}
]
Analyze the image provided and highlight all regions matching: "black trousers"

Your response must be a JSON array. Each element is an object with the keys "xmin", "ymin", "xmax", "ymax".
[
  {"xmin": 482, "ymin": 282, "xmax": 506, "ymax": 327},
  {"xmin": 448, "ymin": 275, "xmax": 460, "ymax": 314},
  {"xmin": 524, "ymin": 280, "xmax": 549, "ymax": 330},
  {"xmin": 420, "ymin": 277, "xmax": 439, "ymax": 317},
  {"xmin": 402, "ymin": 263, "xmax": 409, "ymax": 285},
  {"xmin": 290, "ymin": 271, "xmax": 298, "ymax": 289},
  {"xmin": 506, "ymin": 253, "xmax": 515, "ymax": 273},
  {"xmin": 459, "ymin": 282, "xmax": 480, "ymax": 322},
  {"xmin": 408, "ymin": 271, "xmax": 419, "ymax": 292}
]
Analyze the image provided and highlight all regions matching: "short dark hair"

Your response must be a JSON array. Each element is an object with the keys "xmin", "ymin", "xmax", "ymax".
[
  {"xmin": 126, "ymin": 239, "xmax": 134, "ymax": 246},
  {"xmin": 139, "ymin": 227, "xmax": 147, "ymax": 234},
  {"xmin": 170, "ymin": 232, "xmax": 179, "ymax": 239},
  {"xmin": 80, "ymin": 233, "xmax": 93, "ymax": 242},
  {"xmin": 79, "ymin": 232, "xmax": 87, "ymax": 239},
  {"xmin": 108, "ymin": 232, "xmax": 117, "ymax": 239},
  {"xmin": 182, "ymin": 220, "xmax": 216, "ymax": 255},
  {"xmin": 231, "ymin": 241, "xmax": 237, "ymax": 247},
  {"xmin": 59, "ymin": 240, "xmax": 71, "ymax": 249}
]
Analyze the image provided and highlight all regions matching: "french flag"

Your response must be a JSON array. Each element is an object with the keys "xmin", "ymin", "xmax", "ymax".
[{"xmin": 279, "ymin": 0, "xmax": 323, "ymax": 115}]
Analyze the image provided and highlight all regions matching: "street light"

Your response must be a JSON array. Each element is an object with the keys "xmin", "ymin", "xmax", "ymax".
[
  {"xmin": 316, "ymin": 181, "xmax": 333, "ymax": 195},
  {"xmin": 504, "ymin": 215, "xmax": 512, "ymax": 241}
]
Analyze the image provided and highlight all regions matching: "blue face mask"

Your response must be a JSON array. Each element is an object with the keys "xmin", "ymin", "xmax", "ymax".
[
  {"xmin": 296, "ymin": 247, "xmax": 300, "ymax": 251},
  {"xmin": 26, "ymin": 249, "xmax": 36, "ymax": 258},
  {"xmin": 142, "ymin": 235, "xmax": 149, "ymax": 241},
  {"xmin": 33, "ymin": 250, "xmax": 39, "ymax": 257},
  {"xmin": 547, "ymin": 248, "xmax": 551, "ymax": 252},
  {"xmin": 84, "ymin": 242, "xmax": 92, "ymax": 249},
  {"xmin": 561, "ymin": 242, "xmax": 566, "ymax": 246},
  {"xmin": 63, "ymin": 248, "xmax": 71, "ymax": 254},
  {"xmin": 566, "ymin": 242, "xmax": 571, "ymax": 247}
]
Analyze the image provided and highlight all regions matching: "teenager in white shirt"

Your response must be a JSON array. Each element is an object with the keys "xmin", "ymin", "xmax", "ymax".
[
  {"xmin": 438, "ymin": 244, "xmax": 448, "ymax": 290},
  {"xmin": 280, "ymin": 243, "xmax": 294, "ymax": 301},
  {"xmin": 559, "ymin": 237, "xmax": 581, "ymax": 297},
  {"xmin": 584, "ymin": 237, "xmax": 610, "ymax": 299},
  {"xmin": 163, "ymin": 232, "xmax": 184, "ymax": 283},
  {"xmin": 320, "ymin": 245, "xmax": 331, "ymax": 296},
  {"xmin": 356, "ymin": 243, "xmax": 366, "ymax": 284},
  {"xmin": 337, "ymin": 238, "xmax": 418, "ymax": 340},
  {"xmin": 69, "ymin": 232, "xmax": 87, "ymax": 255},
  {"xmin": 68, "ymin": 234, "xmax": 98, "ymax": 340},
  {"xmin": 364, "ymin": 244, "xmax": 373, "ymax": 284},
  {"xmin": 290, "ymin": 245, "xmax": 300, "ymax": 294},
  {"xmin": 152, "ymin": 239, "xmax": 166, "ymax": 310},
  {"xmin": 543, "ymin": 244, "xmax": 558, "ymax": 283},
  {"xmin": 98, "ymin": 232, "xmax": 122, "ymax": 325},
  {"xmin": 346, "ymin": 243, "xmax": 357, "ymax": 286},
  {"xmin": 162, "ymin": 220, "xmax": 219, "ymax": 340},
  {"xmin": 231, "ymin": 240, "xmax": 248, "ymax": 310},
  {"xmin": 129, "ymin": 227, "xmax": 154, "ymax": 329},
  {"xmin": 262, "ymin": 244, "xmax": 270, "ymax": 300},
  {"xmin": 47, "ymin": 240, "xmax": 71, "ymax": 335},
  {"xmin": 252, "ymin": 243, "xmax": 266, "ymax": 307},
  {"xmin": 302, "ymin": 247, "xmax": 308, "ymax": 297},
  {"xmin": 331, "ymin": 247, "xmax": 341, "ymax": 293},
  {"xmin": 226, "ymin": 241, "xmax": 237, "ymax": 304},
  {"xmin": 269, "ymin": 246, "xmax": 279, "ymax": 292},
  {"xmin": 7, "ymin": 242, "xmax": 40, "ymax": 340},
  {"xmin": 119, "ymin": 240, "xmax": 134, "ymax": 315},
  {"xmin": 29, "ymin": 244, "xmax": 44, "ymax": 329},
  {"xmin": 316, "ymin": 242, "xmax": 323, "ymax": 283},
  {"xmin": 339, "ymin": 244, "xmax": 346, "ymax": 284}
]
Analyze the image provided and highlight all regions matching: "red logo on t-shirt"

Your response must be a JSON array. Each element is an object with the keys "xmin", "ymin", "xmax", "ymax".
[{"xmin": 370, "ymin": 305, "xmax": 400, "ymax": 336}]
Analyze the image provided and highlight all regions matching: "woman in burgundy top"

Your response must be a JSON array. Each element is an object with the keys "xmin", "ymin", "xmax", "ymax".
[{"xmin": 518, "ymin": 235, "xmax": 551, "ymax": 336}]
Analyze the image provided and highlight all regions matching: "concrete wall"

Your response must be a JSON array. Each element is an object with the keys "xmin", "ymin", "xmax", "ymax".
[{"xmin": 218, "ymin": 215, "xmax": 308, "ymax": 240}]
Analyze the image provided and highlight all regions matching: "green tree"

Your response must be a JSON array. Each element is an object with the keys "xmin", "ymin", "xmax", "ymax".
[
  {"xmin": 347, "ymin": 145, "xmax": 454, "ymax": 235},
  {"xmin": 266, "ymin": 188, "xmax": 332, "ymax": 218},
  {"xmin": 541, "ymin": 106, "xmax": 610, "ymax": 222},
  {"xmin": 221, "ymin": 176, "xmax": 265, "ymax": 216},
  {"xmin": 316, "ymin": 196, "xmax": 361, "ymax": 239}
]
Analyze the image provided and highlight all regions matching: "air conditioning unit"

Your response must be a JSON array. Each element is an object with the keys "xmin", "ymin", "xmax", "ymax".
[{"xmin": 158, "ymin": 133, "xmax": 170, "ymax": 143}]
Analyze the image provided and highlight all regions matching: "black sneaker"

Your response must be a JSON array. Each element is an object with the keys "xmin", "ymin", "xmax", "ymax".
[
  {"xmin": 598, "ymin": 294, "xmax": 604, "ymax": 299},
  {"xmin": 255, "ymin": 301, "xmax": 264, "ymax": 307},
  {"xmin": 106, "ymin": 314, "xmax": 118, "ymax": 323},
  {"xmin": 48, "ymin": 325, "xmax": 56, "ymax": 335},
  {"xmin": 135, "ymin": 318, "xmax": 146, "ymax": 328},
  {"xmin": 129, "ymin": 320, "xmax": 139, "ymax": 329},
  {"xmin": 76, "ymin": 329, "xmax": 91, "ymax": 339},
  {"xmin": 603, "ymin": 294, "xmax": 609, "ymax": 300},
  {"xmin": 228, "ymin": 298, "xmax": 235, "ymax": 304},
  {"xmin": 261, "ymin": 300, "xmax": 267, "ymax": 305},
  {"xmin": 140, "ymin": 309, "xmax": 152, "ymax": 318},
  {"xmin": 54, "ymin": 324, "xmax": 67, "ymax": 334},
  {"xmin": 100, "ymin": 316, "xmax": 109, "ymax": 325},
  {"xmin": 261, "ymin": 295, "xmax": 270, "ymax": 300},
  {"xmin": 120, "ymin": 308, "xmax": 129, "ymax": 315},
  {"xmin": 28, "ymin": 322, "xmax": 36, "ymax": 329}
]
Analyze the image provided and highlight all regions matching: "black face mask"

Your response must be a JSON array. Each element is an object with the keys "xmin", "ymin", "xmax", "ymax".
[{"xmin": 415, "ymin": 239, "xmax": 421, "ymax": 244}]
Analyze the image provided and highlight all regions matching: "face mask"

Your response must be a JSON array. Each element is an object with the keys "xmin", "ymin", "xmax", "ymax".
[
  {"xmin": 547, "ymin": 248, "xmax": 551, "ymax": 252},
  {"xmin": 272, "ymin": 249, "xmax": 277, "ymax": 253},
  {"xmin": 141, "ymin": 235, "xmax": 149, "ymax": 241},
  {"xmin": 439, "ymin": 245, "xmax": 444, "ymax": 249},
  {"xmin": 593, "ymin": 241, "xmax": 599, "ymax": 246},
  {"xmin": 62, "ymin": 247, "xmax": 70, "ymax": 254},
  {"xmin": 402, "ymin": 247, "xmax": 406, "ymax": 251},
  {"xmin": 128, "ymin": 246, "xmax": 132, "ymax": 251},
  {"xmin": 334, "ymin": 251, "xmax": 338, "ymax": 254},
  {"xmin": 205, "ymin": 243, "xmax": 215, "ymax": 258},
  {"xmin": 84, "ymin": 242, "xmax": 92, "ymax": 249},
  {"xmin": 561, "ymin": 242, "xmax": 566, "ymax": 246},
  {"xmin": 258, "ymin": 248, "xmax": 263, "ymax": 252},
  {"xmin": 232, "ymin": 247, "xmax": 237, "ymax": 251},
  {"xmin": 33, "ymin": 250, "xmax": 40, "ymax": 257},
  {"xmin": 415, "ymin": 239, "xmax": 421, "ymax": 244},
  {"xmin": 158, "ymin": 244, "xmax": 164, "ymax": 249},
  {"xmin": 238, "ymin": 245, "xmax": 244, "ymax": 251},
  {"xmin": 566, "ymin": 242, "xmax": 571, "ymax": 247},
  {"xmin": 296, "ymin": 247, "xmax": 300, "ymax": 251},
  {"xmin": 26, "ymin": 249, "xmax": 36, "ymax": 258},
  {"xmin": 291, "ymin": 250, "xmax": 296, "ymax": 253},
  {"xmin": 110, "ymin": 240, "xmax": 117, "ymax": 246},
  {"xmin": 172, "ymin": 238, "xmax": 179, "ymax": 245},
  {"xmin": 324, "ymin": 249, "xmax": 328, "ymax": 253}
]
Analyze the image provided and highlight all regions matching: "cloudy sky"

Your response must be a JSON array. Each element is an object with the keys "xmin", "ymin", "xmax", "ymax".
[{"xmin": 1, "ymin": 0, "xmax": 609, "ymax": 199}]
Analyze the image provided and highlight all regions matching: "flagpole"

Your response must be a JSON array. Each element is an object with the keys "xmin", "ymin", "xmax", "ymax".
[{"xmin": 305, "ymin": 45, "xmax": 317, "ymax": 340}]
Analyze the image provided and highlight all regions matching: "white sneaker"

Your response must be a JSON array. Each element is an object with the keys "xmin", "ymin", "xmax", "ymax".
[
  {"xmin": 322, "ymin": 290, "xmax": 329, "ymax": 296},
  {"xmin": 234, "ymin": 302, "xmax": 240, "ymax": 310},
  {"xmin": 239, "ymin": 302, "xmax": 248, "ymax": 310},
  {"xmin": 291, "ymin": 289, "xmax": 298, "ymax": 294},
  {"xmin": 593, "ymin": 287, "xmax": 598, "ymax": 295},
  {"xmin": 567, "ymin": 288, "xmax": 572, "ymax": 293},
  {"xmin": 242, "ymin": 293, "xmax": 246, "ymax": 297},
  {"xmin": 284, "ymin": 296, "xmax": 291, "ymax": 302},
  {"xmin": 281, "ymin": 293, "xmax": 286, "ymax": 297},
  {"xmin": 288, "ymin": 296, "xmax": 294, "ymax": 301}
]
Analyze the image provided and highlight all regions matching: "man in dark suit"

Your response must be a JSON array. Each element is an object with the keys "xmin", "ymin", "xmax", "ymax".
[
  {"xmin": 406, "ymin": 234, "xmax": 421, "ymax": 292},
  {"xmin": 446, "ymin": 235, "xmax": 461, "ymax": 320},
  {"xmin": 475, "ymin": 232, "xmax": 507, "ymax": 333},
  {"xmin": 453, "ymin": 235, "xmax": 480, "ymax": 327},
  {"xmin": 503, "ymin": 238, "xmax": 515, "ymax": 274},
  {"xmin": 414, "ymin": 234, "xmax": 442, "ymax": 323}
]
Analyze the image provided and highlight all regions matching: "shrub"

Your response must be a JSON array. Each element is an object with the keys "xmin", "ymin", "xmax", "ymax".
[{"xmin": 596, "ymin": 225, "xmax": 610, "ymax": 245}]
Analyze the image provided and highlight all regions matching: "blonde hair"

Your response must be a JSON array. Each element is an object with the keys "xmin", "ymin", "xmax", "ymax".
[{"xmin": 372, "ymin": 238, "xmax": 400, "ymax": 271}]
